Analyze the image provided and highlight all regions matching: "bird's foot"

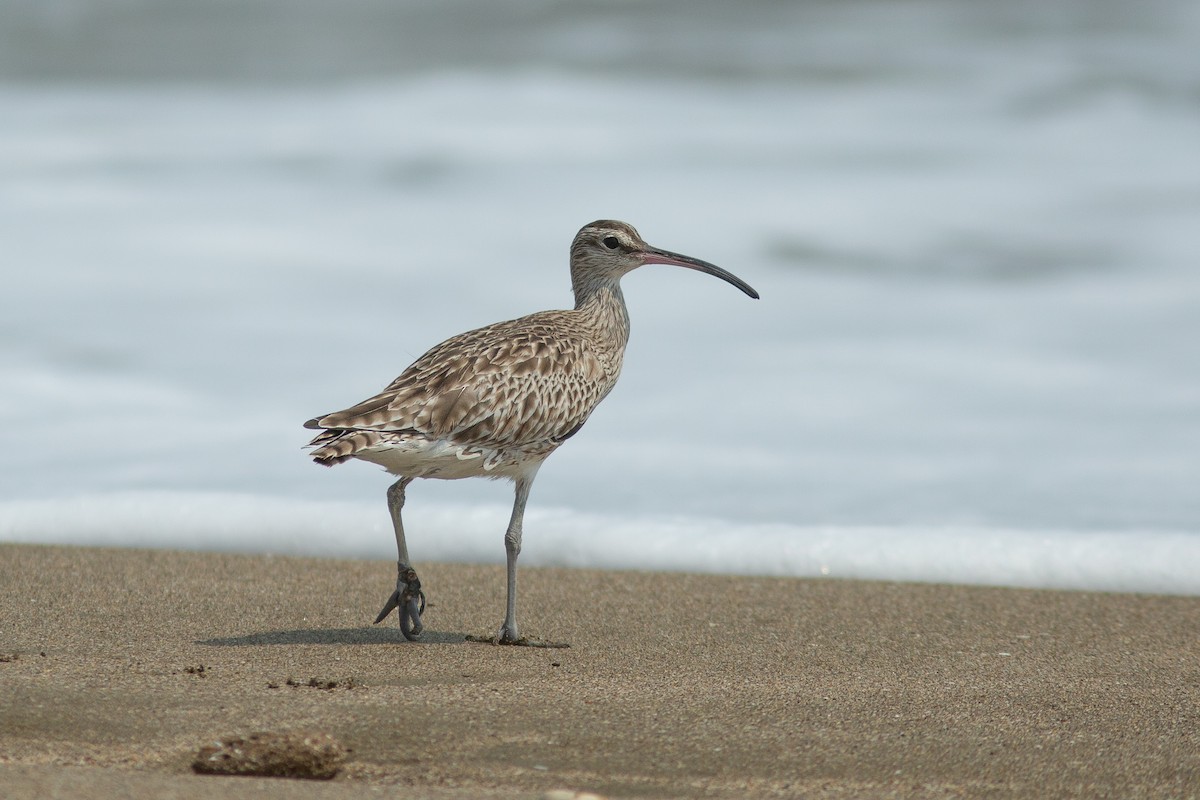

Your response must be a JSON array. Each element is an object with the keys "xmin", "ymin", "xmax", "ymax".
[
  {"xmin": 373, "ymin": 565, "xmax": 425, "ymax": 641},
  {"xmin": 464, "ymin": 625, "xmax": 569, "ymax": 648}
]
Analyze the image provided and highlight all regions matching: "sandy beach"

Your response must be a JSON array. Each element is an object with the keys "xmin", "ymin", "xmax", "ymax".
[{"xmin": 1, "ymin": 543, "xmax": 1198, "ymax": 798}]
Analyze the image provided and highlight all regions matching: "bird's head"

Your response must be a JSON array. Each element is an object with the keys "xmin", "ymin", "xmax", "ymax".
[{"xmin": 569, "ymin": 220, "xmax": 759, "ymax": 302}]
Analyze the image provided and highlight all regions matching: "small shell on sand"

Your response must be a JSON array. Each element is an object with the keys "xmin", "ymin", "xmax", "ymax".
[{"xmin": 192, "ymin": 731, "xmax": 348, "ymax": 780}]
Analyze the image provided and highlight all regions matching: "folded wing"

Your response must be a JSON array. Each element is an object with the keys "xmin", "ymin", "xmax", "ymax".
[{"xmin": 305, "ymin": 314, "xmax": 614, "ymax": 461}]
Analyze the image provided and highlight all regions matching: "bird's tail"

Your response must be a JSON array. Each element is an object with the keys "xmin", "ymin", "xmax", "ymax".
[{"xmin": 305, "ymin": 428, "xmax": 386, "ymax": 466}]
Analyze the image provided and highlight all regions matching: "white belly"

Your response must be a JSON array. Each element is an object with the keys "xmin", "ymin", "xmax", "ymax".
[{"xmin": 351, "ymin": 434, "xmax": 553, "ymax": 481}]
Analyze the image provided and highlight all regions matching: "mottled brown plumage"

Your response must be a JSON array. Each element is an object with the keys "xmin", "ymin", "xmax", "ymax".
[
  {"xmin": 304, "ymin": 220, "xmax": 758, "ymax": 645},
  {"xmin": 305, "ymin": 313, "xmax": 621, "ymax": 475}
]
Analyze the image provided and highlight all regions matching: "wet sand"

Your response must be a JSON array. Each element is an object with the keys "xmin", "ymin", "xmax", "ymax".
[{"xmin": 1, "ymin": 543, "xmax": 1198, "ymax": 798}]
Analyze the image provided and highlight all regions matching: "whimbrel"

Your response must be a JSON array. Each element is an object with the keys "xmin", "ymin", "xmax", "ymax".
[{"xmin": 304, "ymin": 220, "xmax": 758, "ymax": 645}]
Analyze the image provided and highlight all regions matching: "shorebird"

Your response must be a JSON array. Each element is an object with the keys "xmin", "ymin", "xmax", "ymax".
[{"xmin": 304, "ymin": 220, "xmax": 758, "ymax": 645}]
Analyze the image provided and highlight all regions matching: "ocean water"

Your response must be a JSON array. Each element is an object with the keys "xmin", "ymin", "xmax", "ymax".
[{"xmin": 3, "ymin": 0, "xmax": 1199, "ymax": 594}]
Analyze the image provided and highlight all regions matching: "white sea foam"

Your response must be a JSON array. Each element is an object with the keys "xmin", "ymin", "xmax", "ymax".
[{"xmin": 2, "ymin": 492, "xmax": 1196, "ymax": 596}]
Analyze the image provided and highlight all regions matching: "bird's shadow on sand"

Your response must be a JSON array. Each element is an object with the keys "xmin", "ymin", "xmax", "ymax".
[{"xmin": 196, "ymin": 628, "xmax": 471, "ymax": 647}]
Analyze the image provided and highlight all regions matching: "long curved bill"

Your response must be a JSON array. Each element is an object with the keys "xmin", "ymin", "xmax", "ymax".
[{"xmin": 639, "ymin": 247, "xmax": 760, "ymax": 299}]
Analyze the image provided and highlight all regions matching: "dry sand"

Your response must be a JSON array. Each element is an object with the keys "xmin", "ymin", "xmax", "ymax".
[{"xmin": 1, "ymin": 542, "xmax": 1198, "ymax": 798}]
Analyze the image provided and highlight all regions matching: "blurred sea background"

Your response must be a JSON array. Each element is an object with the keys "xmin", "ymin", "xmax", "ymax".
[{"xmin": 2, "ymin": 0, "xmax": 1198, "ymax": 593}]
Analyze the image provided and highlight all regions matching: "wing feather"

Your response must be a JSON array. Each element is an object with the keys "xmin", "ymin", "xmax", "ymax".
[{"xmin": 306, "ymin": 312, "xmax": 616, "ymax": 451}]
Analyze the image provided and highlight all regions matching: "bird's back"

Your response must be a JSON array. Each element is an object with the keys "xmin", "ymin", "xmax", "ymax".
[{"xmin": 305, "ymin": 309, "xmax": 625, "ymax": 470}]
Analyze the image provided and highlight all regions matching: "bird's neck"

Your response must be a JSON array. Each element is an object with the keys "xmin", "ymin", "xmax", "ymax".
[{"xmin": 573, "ymin": 278, "xmax": 631, "ymax": 353}]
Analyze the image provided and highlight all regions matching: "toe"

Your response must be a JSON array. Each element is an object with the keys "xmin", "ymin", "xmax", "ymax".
[
  {"xmin": 373, "ymin": 590, "xmax": 401, "ymax": 624},
  {"xmin": 400, "ymin": 592, "xmax": 424, "ymax": 640}
]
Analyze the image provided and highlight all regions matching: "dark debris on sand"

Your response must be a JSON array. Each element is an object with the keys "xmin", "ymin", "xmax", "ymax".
[{"xmin": 192, "ymin": 731, "xmax": 349, "ymax": 780}]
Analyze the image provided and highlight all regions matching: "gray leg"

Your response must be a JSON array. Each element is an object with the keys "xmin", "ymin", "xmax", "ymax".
[
  {"xmin": 495, "ymin": 474, "xmax": 535, "ymax": 643},
  {"xmin": 374, "ymin": 477, "xmax": 424, "ymax": 640},
  {"xmin": 386, "ymin": 476, "xmax": 414, "ymax": 565},
  {"xmin": 462, "ymin": 469, "xmax": 567, "ymax": 648}
]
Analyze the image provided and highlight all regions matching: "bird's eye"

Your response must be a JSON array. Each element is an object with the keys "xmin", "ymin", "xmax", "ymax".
[{"xmin": 602, "ymin": 236, "xmax": 620, "ymax": 250}]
